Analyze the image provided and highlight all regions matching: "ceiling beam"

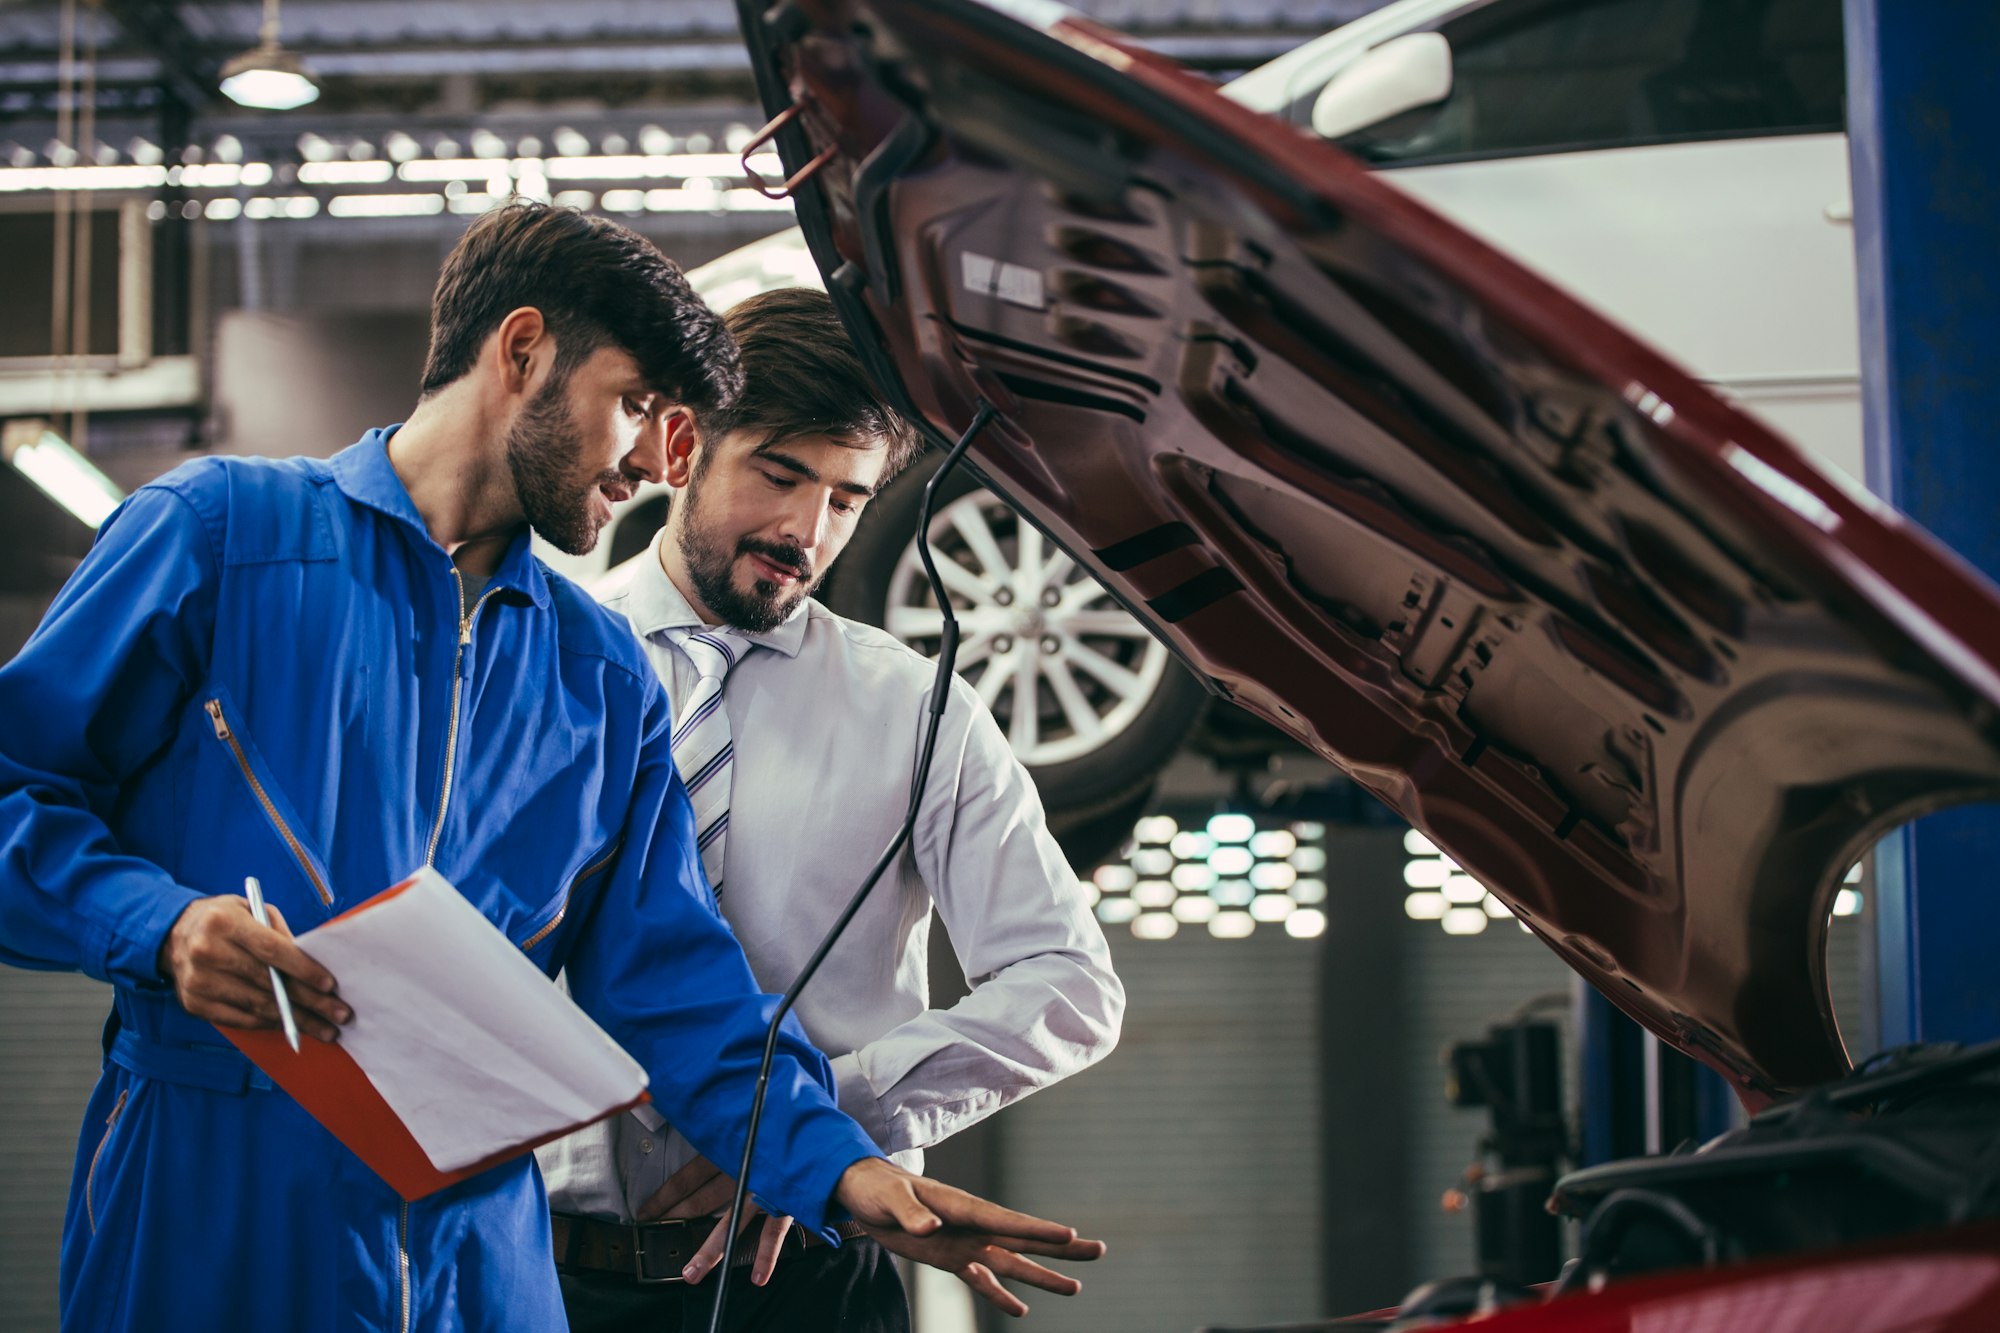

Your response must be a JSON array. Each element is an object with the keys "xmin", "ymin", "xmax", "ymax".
[{"xmin": 99, "ymin": 0, "xmax": 217, "ymax": 115}]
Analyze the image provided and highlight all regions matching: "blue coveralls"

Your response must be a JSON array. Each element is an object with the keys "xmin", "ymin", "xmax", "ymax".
[{"xmin": 0, "ymin": 430, "xmax": 884, "ymax": 1332}]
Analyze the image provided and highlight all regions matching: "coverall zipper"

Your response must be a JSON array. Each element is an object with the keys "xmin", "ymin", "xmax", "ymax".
[
  {"xmin": 517, "ymin": 840, "xmax": 623, "ymax": 952},
  {"xmin": 398, "ymin": 1201, "xmax": 411, "ymax": 1333},
  {"xmin": 85, "ymin": 1089, "xmax": 129, "ymax": 1235},
  {"xmin": 401, "ymin": 567, "xmax": 497, "ymax": 1325},
  {"xmin": 204, "ymin": 700, "xmax": 333, "ymax": 907},
  {"xmin": 424, "ymin": 568, "xmax": 500, "ymax": 867}
]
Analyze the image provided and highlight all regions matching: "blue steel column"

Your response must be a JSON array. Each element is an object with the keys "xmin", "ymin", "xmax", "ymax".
[{"xmin": 1845, "ymin": 1, "xmax": 2000, "ymax": 1049}]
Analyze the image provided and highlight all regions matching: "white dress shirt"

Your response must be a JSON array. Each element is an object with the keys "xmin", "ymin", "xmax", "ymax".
[{"xmin": 538, "ymin": 529, "xmax": 1124, "ymax": 1221}]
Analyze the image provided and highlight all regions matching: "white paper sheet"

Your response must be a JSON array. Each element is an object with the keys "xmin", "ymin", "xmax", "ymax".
[{"xmin": 300, "ymin": 867, "xmax": 648, "ymax": 1173}]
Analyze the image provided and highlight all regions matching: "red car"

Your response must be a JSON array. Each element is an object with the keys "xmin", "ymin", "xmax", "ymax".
[{"xmin": 729, "ymin": 0, "xmax": 2000, "ymax": 1325}]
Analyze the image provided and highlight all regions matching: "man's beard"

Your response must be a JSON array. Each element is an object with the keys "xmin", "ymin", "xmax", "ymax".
[
  {"xmin": 676, "ymin": 474, "xmax": 823, "ymax": 633},
  {"xmin": 504, "ymin": 373, "xmax": 624, "ymax": 556}
]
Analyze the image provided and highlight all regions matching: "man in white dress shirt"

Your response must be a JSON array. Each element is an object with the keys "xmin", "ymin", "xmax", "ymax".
[{"xmin": 538, "ymin": 288, "xmax": 1125, "ymax": 1331}]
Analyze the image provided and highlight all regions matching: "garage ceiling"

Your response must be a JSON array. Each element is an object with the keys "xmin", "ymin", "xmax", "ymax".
[{"xmin": 0, "ymin": 0, "xmax": 1382, "ymax": 128}]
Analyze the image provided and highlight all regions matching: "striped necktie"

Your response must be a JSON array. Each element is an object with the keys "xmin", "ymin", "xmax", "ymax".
[{"xmin": 669, "ymin": 627, "xmax": 754, "ymax": 894}]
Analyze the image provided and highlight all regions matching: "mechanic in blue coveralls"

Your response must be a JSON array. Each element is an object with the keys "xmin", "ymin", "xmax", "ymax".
[{"xmin": 0, "ymin": 201, "xmax": 1102, "ymax": 1332}]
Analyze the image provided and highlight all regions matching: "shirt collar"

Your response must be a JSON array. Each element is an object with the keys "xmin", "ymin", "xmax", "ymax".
[
  {"xmin": 329, "ymin": 426, "xmax": 551, "ymax": 610},
  {"xmin": 626, "ymin": 524, "xmax": 810, "ymax": 659}
]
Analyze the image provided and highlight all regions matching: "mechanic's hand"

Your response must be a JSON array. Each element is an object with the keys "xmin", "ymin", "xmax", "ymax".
[
  {"xmin": 640, "ymin": 1154, "xmax": 798, "ymax": 1288},
  {"xmin": 157, "ymin": 895, "xmax": 350, "ymax": 1042},
  {"xmin": 835, "ymin": 1158, "xmax": 1106, "ymax": 1317}
]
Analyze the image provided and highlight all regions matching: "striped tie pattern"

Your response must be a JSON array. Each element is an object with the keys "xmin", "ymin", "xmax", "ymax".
[{"xmin": 670, "ymin": 627, "xmax": 754, "ymax": 894}]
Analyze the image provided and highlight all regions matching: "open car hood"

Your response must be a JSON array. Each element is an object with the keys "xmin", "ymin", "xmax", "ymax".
[{"xmin": 734, "ymin": 0, "xmax": 2000, "ymax": 1106}]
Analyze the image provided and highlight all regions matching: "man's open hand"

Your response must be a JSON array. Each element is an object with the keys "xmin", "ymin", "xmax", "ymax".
[
  {"xmin": 835, "ymin": 1158, "xmax": 1106, "ymax": 1317},
  {"xmin": 156, "ymin": 895, "xmax": 350, "ymax": 1042}
]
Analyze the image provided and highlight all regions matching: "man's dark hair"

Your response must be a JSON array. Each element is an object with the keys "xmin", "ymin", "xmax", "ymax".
[
  {"xmin": 695, "ymin": 287, "xmax": 920, "ymax": 479},
  {"xmin": 421, "ymin": 201, "xmax": 742, "ymax": 414}
]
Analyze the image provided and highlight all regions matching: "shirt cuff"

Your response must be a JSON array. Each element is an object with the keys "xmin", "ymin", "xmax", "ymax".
[{"xmin": 830, "ymin": 1051, "xmax": 895, "ymax": 1152}]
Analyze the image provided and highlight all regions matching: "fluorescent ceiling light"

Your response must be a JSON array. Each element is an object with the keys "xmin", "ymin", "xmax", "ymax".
[
  {"xmin": 1206, "ymin": 812, "xmax": 1256, "ymax": 843},
  {"xmin": 1249, "ymin": 894, "xmax": 1295, "ymax": 922},
  {"xmin": 327, "ymin": 194, "xmax": 446, "ymax": 217},
  {"xmin": 1441, "ymin": 907, "xmax": 1489, "ymax": 936},
  {"xmin": 0, "ymin": 164, "xmax": 168, "ymax": 192},
  {"xmin": 1404, "ymin": 891, "xmax": 1446, "ymax": 921},
  {"xmin": 1208, "ymin": 911, "xmax": 1256, "ymax": 939},
  {"xmin": 243, "ymin": 196, "xmax": 320, "ymax": 219},
  {"xmin": 1285, "ymin": 909, "xmax": 1327, "ymax": 939},
  {"xmin": 543, "ymin": 152, "xmax": 782, "ymax": 181},
  {"xmin": 1439, "ymin": 873, "xmax": 1483, "ymax": 904},
  {"xmin": 1172, "ymin": 895, "xmax": 1218, "ymax": 923},
  {"xmin": 176, "ymin": 164, "xmax": 245, "ymax": 187},
  {"xmin": 399, "ymin": 159, "xmax": 510, "ymax": 182},
  {"xmin": 4, "ymin": 424, "xmax": 123, "ymax": 528},
  {"xmin": 298, "ymin": 160, "xmax": 393, "ymax": 185}
]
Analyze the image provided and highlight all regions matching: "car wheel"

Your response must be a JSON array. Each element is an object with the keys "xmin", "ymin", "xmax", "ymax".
[
  {"xmin": 824, "ymin": 449, "xmax": 1208, "ymax": 818},
  {"xmin": 605, "ymin": 493, "xmax": 671, "ymax": 571}
]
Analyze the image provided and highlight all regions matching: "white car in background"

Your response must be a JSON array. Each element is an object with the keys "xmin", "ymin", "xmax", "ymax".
[
  {"xmin": 1225, "ymin": 0, "xmax": 1858, "ymax": 476},
  {"xmin": 555, "ymin": 0, "xmax": 1858, "ymax": 866}
]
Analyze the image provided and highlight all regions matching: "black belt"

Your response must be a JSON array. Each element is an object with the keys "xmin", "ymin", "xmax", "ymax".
[{"xmin": 552, "ymin": 1211, "xmax": 869, "ymax": 1284}]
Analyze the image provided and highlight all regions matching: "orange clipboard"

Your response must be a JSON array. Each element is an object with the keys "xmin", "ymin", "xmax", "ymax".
[{"xmin": 223, "ymin": 871, "xmax": 651, "ymax": 1202}]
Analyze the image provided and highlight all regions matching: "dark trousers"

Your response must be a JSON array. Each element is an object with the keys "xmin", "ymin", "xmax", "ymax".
[{"xmin": 560, "ymin": 1236, "xmax": 911, "ymax": 1333}]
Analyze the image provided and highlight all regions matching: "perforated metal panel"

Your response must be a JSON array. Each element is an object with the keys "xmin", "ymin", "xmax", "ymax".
[
  {"xmin": 0, "ymin": 970, "xmax": 114, "ymax": 1333},
  {"xmin": 995, "ymin": 930, "xmax": 1324, "ymax": 1333}
]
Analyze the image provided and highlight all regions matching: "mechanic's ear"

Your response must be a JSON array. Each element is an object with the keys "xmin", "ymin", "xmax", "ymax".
[
  {"xmin": 662, "ymin": 408, "xmax": 700, "ymax": 489},
  {"xmin": 491, "ymin": 307, "xmax": 549, "ymax": 396}
]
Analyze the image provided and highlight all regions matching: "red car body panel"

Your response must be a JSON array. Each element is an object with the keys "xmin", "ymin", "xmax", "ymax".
[{"xmin": 1461, "ymin": 1223, "xmax": 2000, "ymax": 1332}]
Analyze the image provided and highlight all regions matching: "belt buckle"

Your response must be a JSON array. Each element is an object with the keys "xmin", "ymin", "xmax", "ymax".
[{"xmin": 632, "ymin": 1219, "xmax": 697, "ymax": 1285}]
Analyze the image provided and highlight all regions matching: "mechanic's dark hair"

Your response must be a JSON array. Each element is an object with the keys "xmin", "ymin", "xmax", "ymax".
[
  {"xmin": 695, "ymin": 287, "xmax": 919, "ymax": 479},
  {"xmin": 420, "ymin": 201, "xmax": 742, "ymax": 414}
]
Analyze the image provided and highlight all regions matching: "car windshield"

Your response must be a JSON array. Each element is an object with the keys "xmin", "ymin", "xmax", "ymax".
[
  {"xmin": 708, "ymin": 0, "xmax": 1842, "ymax": 255},
  {"xmin": 1335, "ymin": 0, "xmax": 1845, "ymax": 166}
]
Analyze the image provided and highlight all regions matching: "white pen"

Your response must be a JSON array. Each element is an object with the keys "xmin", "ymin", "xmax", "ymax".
[{"xmin": 243, "ymin": 876, "xmax": 301, "ymax": 1054}]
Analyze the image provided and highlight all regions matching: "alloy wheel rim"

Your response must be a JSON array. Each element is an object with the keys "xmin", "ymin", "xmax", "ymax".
[{"xmin": 886, "ymin": 490, "xmax": 1168, "ymax": 767}]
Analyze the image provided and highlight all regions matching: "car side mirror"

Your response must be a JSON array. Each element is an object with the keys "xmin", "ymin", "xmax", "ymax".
[{"xmin": 1310, "ymin": 31, "xmax": 1454, "ymax": 142}]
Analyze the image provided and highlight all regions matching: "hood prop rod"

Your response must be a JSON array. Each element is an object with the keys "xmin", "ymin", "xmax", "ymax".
[{"xmin": 741, "ymin": 95, "xmax": 839, "ymax": 200}]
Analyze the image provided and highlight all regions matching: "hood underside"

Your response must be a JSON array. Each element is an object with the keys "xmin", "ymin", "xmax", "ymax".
[{"xmin": 734, "ymin": 0, "xmax": 2000, "ymax": 1105}]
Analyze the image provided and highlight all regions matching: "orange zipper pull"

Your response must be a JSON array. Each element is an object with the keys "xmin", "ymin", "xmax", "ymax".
[{"xmin": 205, "ymin": 699, "xmax": 230, "ymax": 740}]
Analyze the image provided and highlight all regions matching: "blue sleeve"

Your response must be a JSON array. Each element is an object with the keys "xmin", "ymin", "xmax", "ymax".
[
  {"xmin": 559, "ymin": 682, "xmax": 886, "ymax": 1239},
  {"xmin": 0, "ymin": 485, "xmax": 216, "ymax": 987}
]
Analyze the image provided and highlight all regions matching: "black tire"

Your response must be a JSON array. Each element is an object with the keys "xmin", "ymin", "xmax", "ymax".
[
  {"xmin": 823, "ymin": 449, "xmax": 1208, "ymax": 817},
  {"xmin": 1049, "ymin": 781, "xmax": 1156, "ymax": 875},
  {"xmin": 605, "ymin": 493, "xmax": 671, "ymax": 570}
]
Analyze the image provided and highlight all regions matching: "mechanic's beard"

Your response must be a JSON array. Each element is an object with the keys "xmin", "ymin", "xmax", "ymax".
[
  {"xmin": 504, "ymin": 376, "xmax": 621, "ymax": 556},
  {"xmin": 676, "ymin": 479, "xmax": 822, "ymax": 634}
]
